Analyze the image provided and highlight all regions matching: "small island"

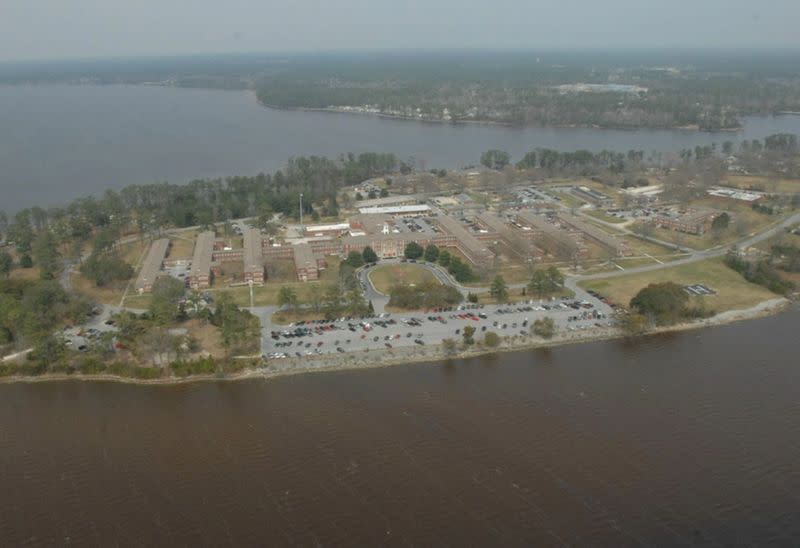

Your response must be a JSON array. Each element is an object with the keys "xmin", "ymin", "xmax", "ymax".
[{"xmin": 1, "ymin": 137, "xmax": 798, "ymax": 383}]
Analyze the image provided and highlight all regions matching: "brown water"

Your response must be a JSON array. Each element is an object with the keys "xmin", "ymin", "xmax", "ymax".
[{"xmin": 1, "ymin": 309, "xmax": 799, "ymax": 546}]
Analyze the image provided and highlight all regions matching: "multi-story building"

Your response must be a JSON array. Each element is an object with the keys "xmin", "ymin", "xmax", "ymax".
[
  {"xmin": 555, "ymin": 212, "xmax": 631, "ymax": 257},
  {"xmin": 243, "ymin": 227, "xmax": 265, "ymax": 284},
  {"xmin": 188, "ymin": 231, "xmax": 215, "ymax": 289},
  {"xmin": 134, "ymin": 238, "xmax": 170, "ymax": 293}
]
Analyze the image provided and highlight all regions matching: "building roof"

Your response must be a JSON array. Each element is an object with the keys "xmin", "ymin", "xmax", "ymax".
[
  {"xmin": 357, "ymin": 204, "xmax": 431, "ymax": 215},
  {"xmin": 243, "ymin": 228, "xmax": 264, "ymax": 275},
  {"xmin": 476, "ymin": 212, "xmax": 511, "ymax": 234},
  {"xmin": 435, "ymin": 214, "xmax": 493, "ymax": 262},
  {"xmin": 516, "ymin": 210, "xmax": 578, "ymax": 248},
  {"xmin": 355, "ymin": 194, "xmax": 423, "ymax": 208},
  {"xmin": 556, "ymin": 212, "xmax": 628, "ymax": 254},
  {"xmin": 134, "ymin": 238, "xmax": 169, "ymax": 291},
  {"xmin": 189, "ymin": 231, "xmax": 215, "ymax": 280},
  {"xmin": 707, "ymin": 187, "xmax": 764, "ymax": 202},
  {"xmin": 349, "ymin": 213, "xmax": 394, "ymax": 235},
  {"xmin": 292, "ymin": 242, "xmax": 316, "ymax": 270},
  {"xmin": 303, "ymin": 222, "xmax": 351, "ymax": 234}
]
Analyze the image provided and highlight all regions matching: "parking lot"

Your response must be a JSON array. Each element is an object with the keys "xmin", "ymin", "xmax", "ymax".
[
  {"xmin": 62, "ymin": 306, "xmax": 121, "ymax": 352},
  {"xmin": 262, "ymin": 295, "xmax": 614, "ymax": 359}
]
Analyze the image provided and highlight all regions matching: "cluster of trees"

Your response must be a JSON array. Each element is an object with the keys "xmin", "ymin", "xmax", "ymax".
[
  {"xmin": 249, "ymin": 52, "xmax": 800, "ymax": 130},
  {"xmin": 344, "ymin": 246, "xmax": 379, "ymax": 269},
  {"xmin": 489, "ymin": 275, "xmax": 508, "ymax": 302},
  {"xmin": 403, "ymin": 242, "xmax": 441, "ymax": 263},
  {"xmin": 434, "ymin": 250, "xmax": 476, "ymax": 283},
  {"xmin": 725, "ymin": 251, "xmax": 795, "ymax": 295},
  {"xmin": 480, "ymin": 150, "xmax": 511, "ymax": 170},
  {"xmin": 623, "ymin": 282, "xmax": 714, "ymax": 333},
  {"xmin": 387, "ymin": 281, "xmax": 462, "ymax": 310},
  {"xmin": 0, "ymin": 152, "xmax": 399, "ymax": 267},
  {"xmin": 0, "ymin": 278, "xmax": 93, "ymax": 368},
  {"xmin": 527, "ymin": 267, "xmax": 565, "ymax": 299},
  {"xmin": 209, "ymin": 293, "xmax": 261, "ymax": 354},
  {"xmin": 770, "ymin": 243, "xmax": 800, "ymax": 273},
  {"xmin": 78, "ymin": 226, "xmax": 134, "ymax": 287},
  {"xmin": 531, "ymin": 317, "xmax": 556, "ymax": 339}
]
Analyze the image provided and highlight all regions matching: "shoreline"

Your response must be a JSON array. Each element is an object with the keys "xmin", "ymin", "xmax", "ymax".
[
  {"xmin": 1, "ymin": 297, "xmax": 790, "ymax": 387},
  {"xmin": 253, "ymin": 94, "xmax": 742, "ymax": 133}
]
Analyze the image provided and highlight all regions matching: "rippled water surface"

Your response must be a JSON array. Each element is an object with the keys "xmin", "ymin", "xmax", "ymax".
[{"xmin": 0, "ymin": 308, "xmax": 798, "ymax": 545}]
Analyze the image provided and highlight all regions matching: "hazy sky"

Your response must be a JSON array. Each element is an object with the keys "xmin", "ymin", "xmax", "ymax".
[{"xmin": 2, "ymin": 0, "xmax": 799, "ymax": 61}]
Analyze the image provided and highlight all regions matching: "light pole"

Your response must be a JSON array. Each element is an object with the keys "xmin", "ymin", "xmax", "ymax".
[{"xmin": 299, "ymin": 193, "xmax": 304, "ymax": 233}]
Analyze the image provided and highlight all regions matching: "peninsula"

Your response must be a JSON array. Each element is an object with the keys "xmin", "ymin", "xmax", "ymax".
[{"xmin": 1, "ymin": 137, "xmax": 798, "ymax": 382}]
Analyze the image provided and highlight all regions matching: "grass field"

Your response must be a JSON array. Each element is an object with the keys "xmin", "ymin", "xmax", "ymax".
[
  {"xmin": 117, "ymin": 240, "xmax": 149, "ymax": 265},
  {"xmin": 71, "ymin": 273, "xmax": 126, "ymax": 305},
  {"xmin": 580, "ymin": 257, "xmax": 776, "ymax": 312},
  {"xmin": 477, "ymin": 286, "xmax": 574, "ymax": 305},
  {"xmin": 369, "ymin": 263, "xmax": 440, "ymax": 293},
  {"xmin": 122, "ymin": 294, "xmax": 152, "ymax": 310},
  {"xmin": 584, "ymin": 209, "xmax": 627, "ymax": 224},
  {"xmin": 167, "ymin": 235, "xmax": 196, "ymax": 260}
]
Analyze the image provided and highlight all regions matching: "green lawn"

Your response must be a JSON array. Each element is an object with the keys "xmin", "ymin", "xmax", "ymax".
[
  {"xmin": 580, "ymin": 257, "xmax": 776, "ymax": 312},
  {"xmin": 369, "ymin": 263, "xmax": 440, "ymax": 294}
]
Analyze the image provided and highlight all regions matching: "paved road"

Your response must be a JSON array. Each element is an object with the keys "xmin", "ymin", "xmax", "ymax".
[{"xmin": 571, "ymin": 210, "xmax": 800, "ymax": 284}]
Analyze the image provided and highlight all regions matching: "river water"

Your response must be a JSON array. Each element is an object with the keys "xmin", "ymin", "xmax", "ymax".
[
  {"xmin": 2, "ymin": 84, "xmax": 800, "ymax": 212},
  {"xmin": 0, "ymin": 307, "xmax": 798, "ymax": 545}
]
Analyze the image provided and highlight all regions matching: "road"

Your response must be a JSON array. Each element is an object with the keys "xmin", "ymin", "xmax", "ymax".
[{"xmin": 571, "ymin": 210, "xmax": 800, "ymax": 284}]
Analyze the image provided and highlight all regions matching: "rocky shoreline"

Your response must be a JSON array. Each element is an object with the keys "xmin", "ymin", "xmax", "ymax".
[{"xmin": 0, "ymin": 298, "xmax": 790, "ymax": 386}]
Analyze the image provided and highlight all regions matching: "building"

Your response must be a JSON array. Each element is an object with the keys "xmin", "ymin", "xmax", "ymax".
[
  {"xmin": 476, "ymin": 212, "xmax": 545, "ymax": 261},
  {"xmin": 355, "ymin": 194, "xmax": 423, "ymax": 209},
  {"xmin": 707, "ymin": 187, "xmax": 764, "ymax": 203},
  {"xmin": 303, "ymin": 222, "xmax": 351, "ymax": 238},
  {"xmin": 647, "ymin": 208, "xmax": 718, "ymax": 235},
  {"xmin": 243, "ymin": 227, "xmax": 265, "ymax": 284},
  {"xmin": 188, "ymin": 231, "xmax": 215, "ymax": 289},
  {"xmin": 571, "ymin": 186, "xmax": 613, "ymax": 207},
  {"xmin": 357, "ymin": 204, "xmax": 431, "ymax": 216},
  {"xmin": 515, "ymin": 210, "xmax": 588, "ymax": 259},
  {"xmin": 434, "ymin": 215, "xmax": 494, "ymax": 266},
  {"xmin": 134, "ymin": 238, "xmax": 170, "ymax": 294},
  {"xmin": 293, "ymin": 243, "xmax": 319, "ymax": 282},
  {"xmin": 555, "ymin": 212, "xmax": 631, "ymax": 257}
]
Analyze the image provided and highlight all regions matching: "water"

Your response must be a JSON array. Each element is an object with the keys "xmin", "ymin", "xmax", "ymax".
[
  {"xmin": 0, "ymin": 308, "xmax": 798, "ymax": 545},
  {"xmin": 3, "ymin": 84, "xmax": 800, "ymax": 212}
]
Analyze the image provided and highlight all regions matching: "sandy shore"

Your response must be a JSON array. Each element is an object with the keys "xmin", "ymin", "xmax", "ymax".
[{"xmin": 0, "ymin": 298, "xmax": 791, "ymax": 386}]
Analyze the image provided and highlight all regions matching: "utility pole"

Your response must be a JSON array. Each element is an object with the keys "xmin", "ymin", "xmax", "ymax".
[{"xmin": 299, "ymin": 193, "xmax": 304, "ymax": 233}]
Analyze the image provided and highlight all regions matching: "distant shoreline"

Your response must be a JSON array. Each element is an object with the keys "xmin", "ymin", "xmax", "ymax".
[
  {"xmin": 253, "ymin": 92, "xmax": 743, "ymax": 133},
  {"xmin": 1, "ymin": 298, "xmax": 790, "ymax": 387}
]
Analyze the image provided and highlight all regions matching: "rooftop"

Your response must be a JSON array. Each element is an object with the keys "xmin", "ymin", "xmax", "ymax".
[
  {"xmin": 243, "ymin": 228, "xmax": 264, "ymax": 275},
  {"xmin": 134, "ymin": 238, "xmax": 170, "ymax": 291},
  {"xmin": 189, "ymin": 231, "xmax": 215, "ymax": 280}
]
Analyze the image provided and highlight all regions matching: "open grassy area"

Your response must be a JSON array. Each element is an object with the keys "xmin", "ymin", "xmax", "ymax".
[
  {"xmin": 369, "ymin": 263, "xmax": 440, "ymax": 294},
  {"xmin": 9, "ymin": 266, "xmax": 40, "ymax": 281},
  {"xmin": 580, "ymin": 257, "xmax": 776, "ymax": 312},
  {"xmin": 167, "ymin": 235, "xmax": 197, "ymax": 260},
  {"xmin": 477, "ymin": 286, "xmax": 574, "ymax": 305},
  {"xmin": 71, "ymin": 273, "xmax": 126, "ymax": 305},
  {"xmin": 222, "ymin": 281, "xmax": 326, "ymax": 307},
  {"xmin": 117, "ymin": 240, "xmax": 149, "ymax": 265},
  {"xmin": 622, "ymin": 235, "xmax": 684, "ymax": 258},
  {"xmin": 584, "ymin": 209, "xmax": 627, "ymax": 224},
  {"xmin": 122, "ymin": 294, "xmax": 152, "ymax": 310}
]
